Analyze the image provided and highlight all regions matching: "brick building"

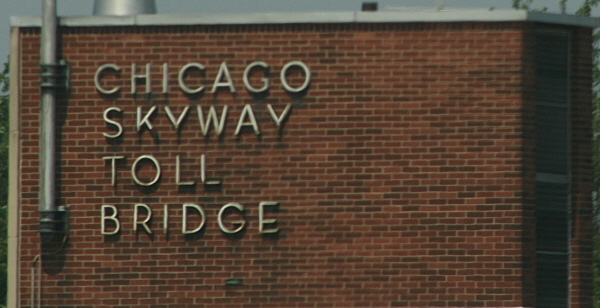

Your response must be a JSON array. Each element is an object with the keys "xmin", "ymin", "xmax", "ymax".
[{"xmin": 7, "ymin": 6, "xmax": 599, "ymax": 307}]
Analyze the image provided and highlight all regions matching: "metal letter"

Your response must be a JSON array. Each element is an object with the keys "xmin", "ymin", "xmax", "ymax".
[
  {"xmin": 94, "ymin": 64, "xmax": 121, "ymax": 94},
  {"xmin": 162, "ymin": 62, "xmax": 169, "ymax": 94},
  {"xmin": 131, "ymin": 63, "xmax": 152, "ymax": 94},
  {"xmin": 243, "ymin": 61, "xmax": 270, "ymax": 93},
  {"xmin": 280, "ymin": 61, "xmax": 311, "ymax": 93},
  {"xmin": 218, "ymin": 203, "xmax": 246, "ymax": 234},
  {"xmin": 178, "ymin": 63, "xmax": 205, "ymax": 94},
  {"xmin": 197, "ymin": 105, "xmax": 228, "ymax": 137},
  {"xmin": 200, "ymin": 154, "xmax": 222, "ymax": 186},
  {"xmin": 102, "ymin": 107, "xmax": 124, "ymax": 138},
  {"xmin": 131, "ymin": 155, "xmax": 161, "ymax": 186},
  {"xmin": 101, "ymin": 205, "xmax": 120, "ymax": 235},
  {"xmin": 136, "ymin": 106, "xmax": 157, "ymax": 132},
  {"xmin": 176, "ymin": 155, "xmax": 195, "ymax": 186},
  {"xmin": 235, "ymin": 104, "xmax": 260, "ymax": 136},
  {"xmin": 133, "ymin": 204, "xmax": 153, "ymax": 234},
  {"xmin": 211, "ymin": 62, "xmax": 236, "ymax": 93},
  {"xmin": 259, "ymin": 201, "xmax": 279, "ymax": 234},
  {"xmin": 182, "ymin": 203, "xmax": 206, "ymax": 234},
  {"xmin": 163, "ymin": 204, "xmax": 169, "ymax": 235},
  {"xmin": 102, "ymin": 156, "xmax": 125, "ymax": 186},
  {"xmin": 267, "ymin": 104, "xmax": 292, "ymax": 129},
  {"xmin": 164, "ymin": 106, "xmax": 190, "ymax": 131}
]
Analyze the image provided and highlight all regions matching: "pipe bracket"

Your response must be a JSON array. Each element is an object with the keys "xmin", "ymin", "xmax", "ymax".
[
  {"xmin": 39, "ymin": 205, "xmax": 69, "ymax": 245},
  {"xmin": 40, "ymin": 60, "xmax": 70, "ymax": 91}
]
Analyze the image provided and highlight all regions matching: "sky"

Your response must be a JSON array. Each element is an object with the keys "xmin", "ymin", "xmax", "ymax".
[{"xmin": 0, "ymin": 0, "xmax": 597, "ymax": 65}]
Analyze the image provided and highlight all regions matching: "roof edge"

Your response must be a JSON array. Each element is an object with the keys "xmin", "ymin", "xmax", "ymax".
[{"xmin": 10, "ymin": 9, "xmax": 600, "ymax": 28}]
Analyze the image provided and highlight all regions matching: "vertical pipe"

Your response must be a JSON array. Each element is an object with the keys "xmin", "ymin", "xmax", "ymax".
[{"xmin": 39, "ymin": 0, "xmax": 57, "ymax": 242}]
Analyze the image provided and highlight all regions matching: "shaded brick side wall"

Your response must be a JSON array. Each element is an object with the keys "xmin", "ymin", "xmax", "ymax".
[
  {"xmin": 12, "ymin": 22, "xmax": 580, "ymax": 307},
  {"xmin": 518, "ymin": 25, "xmax": 537, "ymax": 308},
  {"xmin": 568, "ymin": 26, "xmax": 594, "ymax": 308},
  {"xmin": 519, "ymin": 25, "xmax": 595, "ymax": 308}
]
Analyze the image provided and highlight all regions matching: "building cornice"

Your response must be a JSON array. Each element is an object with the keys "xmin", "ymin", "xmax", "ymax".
[{"xmin": 11, "ymin": 9, "xmax": 600, "ymax": 28}]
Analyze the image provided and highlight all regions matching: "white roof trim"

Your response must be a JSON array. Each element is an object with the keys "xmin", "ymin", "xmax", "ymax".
[{"xmin": 11, "ymin": 10, "xmax": 600, "ymax": 28}]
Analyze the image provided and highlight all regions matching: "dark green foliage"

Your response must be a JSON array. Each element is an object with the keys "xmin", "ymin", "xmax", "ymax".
[
  {"xmin": 560, "ymin": 0, "xmax": 568, "ymax": 13},
  {"xmin": 512, "ymin": 0, "xmax": 547, "ymax": 11},
  {"xmin": 575, "ymin": 1, "xmax": 600, "ymax": 307},
  {"xmin": 577, "ymin": 2, "xmax": 600, "ymax": 307},
  {"xmin": 0, "ymin": 62, "xmax": 8, "ymax": 306},
  {"xmin": 512, "ymin": 0, "xmax": 534, "ymax": 9},
  {"xmin": 596, "ymin": 235, "xmax": 600, "ymax": 308},
  {"xmin": 577, "ymin": 0, "xmax": 600, "ymax": 16}
]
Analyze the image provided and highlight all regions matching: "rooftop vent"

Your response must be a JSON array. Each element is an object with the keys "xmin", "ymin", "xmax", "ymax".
[
  {"xmin": 93, "ymin": 0, "xmax": 157, "ymax": 16},
  {"xmin": 362, "ymin": 2, "xmax": 378, "ymax": 12}
]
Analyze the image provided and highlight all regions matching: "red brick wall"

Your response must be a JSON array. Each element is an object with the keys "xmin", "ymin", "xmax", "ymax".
[{"xmin": 12, "ymin": 21, "xmax": 592, "ymax": 307}]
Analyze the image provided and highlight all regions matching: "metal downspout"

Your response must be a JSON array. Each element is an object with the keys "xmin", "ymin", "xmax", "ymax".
[{"xmin": 39, "ymin": 0, "xmax": 61, "ymax": 244}]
